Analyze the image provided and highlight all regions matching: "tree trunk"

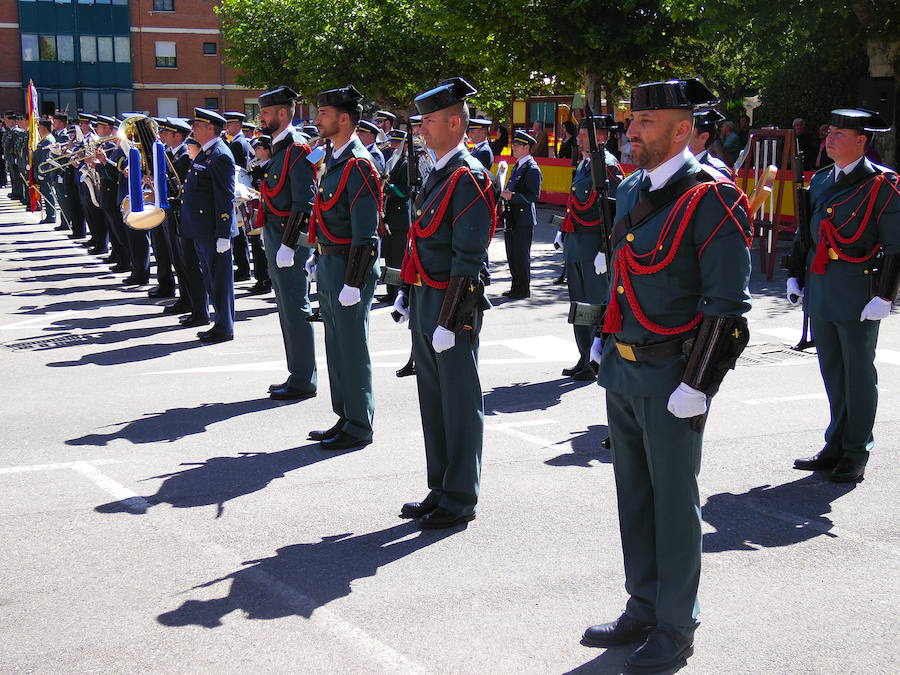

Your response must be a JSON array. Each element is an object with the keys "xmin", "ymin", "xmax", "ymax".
[
  {"xmin": 582, "ymin": 71, "xmax": 602, "ymax": 113},
  {"xmin": 865, "ymin": 39, "xmax": 899, "ymax": 166}
]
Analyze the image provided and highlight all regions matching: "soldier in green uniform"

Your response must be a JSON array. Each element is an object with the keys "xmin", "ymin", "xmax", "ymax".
[
  {"xmin": 33, "ymin": 120, "xmax": 58, "ymax": 224},
  {"xmin": 3, "ymin": 113, "xmax": 24, "ymax": 203},
  {"xmin": 378, "ymin": 128, "xmax": 411, "ymax": 305},
  {"xmin": 582, "ymin": 79, "xmax": 752, "ymax": 673},
  {"xmin": 13, "ymin": 114, "xmax": 31, "ymax": 206},
  {"xmin": 255, "ymin": 86, "xmax": 318, "ymax": 402},
  {"xmin": 688, "ymin": 109, "xmax": 736, "ymax": 180},
  {"xmin": 306, "ymin": 85, "xmax": 380, "ymax": 450},
  {"xmin": 394, "ymin": 77, "xmax": 496, "ymax": 529},
  {"xmin": 787, "ymin": 108, "xmax": 899, "ymax": 483},
  {"xmin": 559, "ymin": 115, "xmax": 623, "ymax": 380}
]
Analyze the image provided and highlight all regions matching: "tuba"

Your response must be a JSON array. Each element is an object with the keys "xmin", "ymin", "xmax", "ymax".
[{"xmin": 119, "ymin": 115, "xmax": 182, "ymax": 230}]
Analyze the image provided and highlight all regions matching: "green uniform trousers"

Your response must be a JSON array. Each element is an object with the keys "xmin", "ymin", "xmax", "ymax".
[
  {"xmin": 262, "ymin": 221, "xmax": 317, "ymax": 394},
  {"xmin": 809, "ymin": 317, "xmax": 879, "ymax": 463},
  {"xmin": 606, "ymin": 390, "xmax": 702, "ymax": 637},
  {"xmin": 317, "ymin": 253, "xmax": 377, "ymax": 441},
  {"xmin": 411, "ymin": 326, "xmax": 483, "ymax": 516},
  {"xmin": 566, "ymin": 260, "xmax": 608, "ymax": 370}
]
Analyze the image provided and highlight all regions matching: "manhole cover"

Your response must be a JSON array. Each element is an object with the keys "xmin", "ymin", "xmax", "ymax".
[
  {"xmin": 737, "ymin": 343, "xmax": 816, "ymax": 366},
  {"xmin": 4, "ymin": 333, "xmax": 94, "ymax": 351}
]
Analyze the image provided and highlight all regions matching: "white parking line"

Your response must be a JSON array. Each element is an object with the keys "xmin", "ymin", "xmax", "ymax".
[
  {"xmin": 70, "ymin": 461, "xmax": 151, "ymax": 514},
  {"xmin": 0, "ymin": 310, "xmax": 75, "ymax": 330},
  {"xmin": 0, "ymin": 458, "xmax": 119, "ymax": 474}
]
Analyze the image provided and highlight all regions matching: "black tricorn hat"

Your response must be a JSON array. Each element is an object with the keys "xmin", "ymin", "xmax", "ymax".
[
  {"xmin": 828, "ymin": 108, "xmax": 891, "ymax": 132},
  {"xmin": 631, "ymin": 78, "xmax": 719, "ymax": 111},
  {"xmin": 259, "ymin": 86, "xmax": 298, "ymax": 108},
  {"xmin": 580, "ymin": 114, "xmax": 619, "ymax": 131},
  {"xmin": 317, "ymin": 85, "xmax": 363, "ymax": 108},
  {"xmin": 693, "ymin": 109, "xmax": 726, "ymax": 130},
  {"xmin": 414, "ymin": 77, "xmax": 477, "ymax": 115}
]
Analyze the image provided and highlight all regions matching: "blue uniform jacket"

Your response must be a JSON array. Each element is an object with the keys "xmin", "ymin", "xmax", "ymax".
[
  {"xmin": 180, "ymin": 138, "xmax": 238, "ymax": 241},
  {"xmin": 505, "ymin": 155, "xmax": 542, "ymax": 228},
  {"xmin": 229, "ymin": 133, "xmax": 252, "ymax": 170}
]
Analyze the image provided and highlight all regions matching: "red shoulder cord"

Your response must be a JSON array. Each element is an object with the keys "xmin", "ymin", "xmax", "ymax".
[
  {"xmin": 603, "ymin": 180, "xmax": 752, "ymax": 335},
  {"xmin": 307, "ymin": 157, "xmax": 382, "ymax": 245},
  {"xmin": 255, "ymin": 143, "xmax": 311, "ymax": 228},
  {"xmin": 400, "ymin": 167, "xmax": 496, "ymax": 289},
  {"xmin": 560, "ymin": 164, "xmax": 623, "ymax": 232},
  {"xmin": 811, "ymin": 174, "xmax": 900, "ymax": 274}
]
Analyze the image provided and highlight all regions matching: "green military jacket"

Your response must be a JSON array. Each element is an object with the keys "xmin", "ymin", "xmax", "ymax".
[
  {"xmin": 32, "ymin": 134, "xmax": 56, "ymax": 180},
  {"xmin": 261, "ymin": 128, "xmax": 316, "ymax": 220},
  {"xmin": 312, "ymin": 136, "xmax": 379, "ymax": 247},
  {"xmin": 797, "ymin": 158, "xmax": 900, "ymax": 321},
  {"xmin": 563, "ymin": 150, "xmax": 623, "ymax": 263},
  {"xmin": 597, "ymin": 154, "xmax": 752, "ymax": 396}
]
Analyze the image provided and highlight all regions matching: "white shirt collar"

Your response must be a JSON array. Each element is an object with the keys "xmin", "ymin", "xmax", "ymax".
[
  {"xmin": 258, "ymin": 159, "xmax": 269, "ymax": 168},
  {"xmin": 515, "ymin": 153, "xmax": 533, "ymax": 167},
  {"xmin": 695, "ymin": 149, "xmax": 709, "ymax": 162},
  {"xmin": 271, "ymin": 125, "xmax": 294, "ymax": 146},
  {"xmin": 201, "ymin": 136, "xmax": 218, "ymax": 152},
  {"xmin": 647, "ymin": 146, "xmax": 693, "ymax": 191},
  {"xmin": 834, "ymin": 155, "xmax": 863, "ymax": 179},
  {"xmin": 434, "ymin": 142, "xmax": 467, "ymax": 171},
  {"xmin": 475, "ymin": 139, "xmax": 489, "ymax": 149},
  {"xmin": 172, "ymin": 142, "xmax": 186, "ymax": 156},
  {"xmin": 232, "ymin": 131, "xmax": 245, "ymax": 141},
  {"xmin": 331, "ymin": 134, "xmax": 359, "ymax": 161}
]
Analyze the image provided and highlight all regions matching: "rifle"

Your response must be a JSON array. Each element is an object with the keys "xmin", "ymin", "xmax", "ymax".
[
  {"xmin": 406, "ymin": 121, "xmax": 421, "ymax": 206},
  {"xmin": 583, "ymin": 102, "xmax": 615, "ymax": 273},
  {"xmin": 781, "ymin": 135, "xmax": 814, "ymax": 350}
]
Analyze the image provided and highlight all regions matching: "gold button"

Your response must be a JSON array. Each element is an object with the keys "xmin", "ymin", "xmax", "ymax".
[
  {"xmin": 416, "ymin": 210, "xmax": 422, "ymax": 216},
  {"xmin": 329, "ymin": 193, "xmax": 333, "ymax": 198},
  {"xmin": 273, "ymin": 174, "xmax": 278, "ymax": 179},
  {"xmin": 617, "ymin": 285, "xmax": 624, "ymax": 294},
  {"xmin": 430, "ymin": 209, "xmax": 434, "ymax": 214},
  {"xmin": 319, "ymin": 187, "xmax": 323, "ymax": 192},
  {"xmin": 199, "ymin": 209, "xmax": 204, "ymax": 214},
  {"xmin": 864, "ymin": 269, "xmax": 870, "ymax": 275},
  {"xmin": 264, "ymin": 173, "xmax": 268, "ymax": 178},
  {"xmin": 626, "ymin": 233, "xmax": 634, "ymax": 242},
  {"xmin": 571, "ymin": 187, "xmax": 576, "ymax": 192},
  {"xmin": 826, "ymin": 207, "xmax": 832, "ymax": 214},
  {"xmin": 566, "ymin": 209, "xmax": 571, "ymax": 213},
  {"xmin": 659, "ymin": 245, "xmax": 664, "ymax": 251}
]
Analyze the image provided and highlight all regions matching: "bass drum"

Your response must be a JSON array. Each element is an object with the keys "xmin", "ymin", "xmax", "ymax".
[{"xmin": 121, "ymin": 191, "xmax": 166, "ymax": 230}]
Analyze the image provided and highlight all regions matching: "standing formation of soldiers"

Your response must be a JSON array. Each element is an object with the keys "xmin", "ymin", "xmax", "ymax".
[{"xmin": 5, "ymin": 76, "xmax": 898, "ymax": 673}]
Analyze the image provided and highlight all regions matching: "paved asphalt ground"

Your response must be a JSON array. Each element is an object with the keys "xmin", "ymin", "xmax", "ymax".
[{"xmin": 0, "ymin": 188, "xmax": 897, "ymax": 674}]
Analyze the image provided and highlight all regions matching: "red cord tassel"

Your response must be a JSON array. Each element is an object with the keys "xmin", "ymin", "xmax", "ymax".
[
  {"xmin": 603, "ymin": 296, "xmax": 623, "ymax": 333},
  {"xmin": 811, "ymin": 234, "xmax": 830, "ymax": 275}
]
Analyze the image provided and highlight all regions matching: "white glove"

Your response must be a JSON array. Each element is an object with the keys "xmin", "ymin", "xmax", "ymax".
[
  {"xmin": 338, "ymin": 284, "xmax": 361, "ymax": 307},
  {"xmin": 786, "ymin": 277, "xmax": 803, "ymax": 305},
  {"xmin": 215, "ymin": 237, "xmax": 231, "ymax": 254},
  {"xmin": 860, "ymin": 296, "xmax": 891, "ymax": 322},
  {"xmin": 275, "ymin": 244, "xmax": 295, "ymax": 268},
  {"xmin": 304, "ymin": 254, "xmax": 317, "ymax": 281},
  {"xmin": 667, "ymin": 383, "xmax": 708, "ymax": 419},
  {"xmin": 589, "ymin": 336, "xmax": 603, "ymax": 365},
  {"xmin": 594, "ymin": 251, "xmax": 607, "ymax": 275},
  {"xmin": 432, "ymin": 325, "xmax": 455, "ymax": 353},
  {"xmin": 393, "ymin": 291, "xmax": 409, "ymax": 324},
  {"xmin": 554, "ymin": 231, "xmax": 563, "ymax": 250}
]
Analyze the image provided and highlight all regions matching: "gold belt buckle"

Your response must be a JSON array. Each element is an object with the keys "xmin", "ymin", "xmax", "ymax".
[
  {"xmin": 413, "ymin": 274, "xmax": 422, "ymax": 286},
  {"xmin": 316, "ymin": 242, "xmax": 323, "ymax": 255},
  {"xmin": 827, "ymin": 247, "xmax": 838, "ymax": 260},
  {"xmin": 616, "ymin": 341, "xmax": 637, "ymax": 362}
]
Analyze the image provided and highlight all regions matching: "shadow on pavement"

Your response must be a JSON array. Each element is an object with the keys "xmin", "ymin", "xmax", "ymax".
[
  {"xmin": 95, "ymin": 441, "xmax": 361, "ymax": 518},
  {"xmin": 484, "ymin": 377, "xmax": 592, "ymax": 415},
  {"xmin": 702, "ymin": 473, "xmax": 857, "ymax": 552},
  {"xmin": 69, "ymin": 397, "xmax": 284, "ymax": 447},
  {"xmin": 47, "ymin": 335, "xmax": 204, "ymax": 366},
  {"xmin": 157, "ymin": 521, "xmax": 459, "ymax": 627},
  {"xmin": 566, "ymin": 646, "xmax": 689, "ymax": 674},
  {"xmin": 545, "ymin": 423, "xmax": 611, "ymax": 467}
]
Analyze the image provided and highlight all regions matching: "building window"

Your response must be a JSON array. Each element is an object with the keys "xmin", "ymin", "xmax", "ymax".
[
  {"xmin": 157, "ymin": 98, "xmax": 178, "ymax": 117},
  {"xmin": 82, "ymin": 91, "xmax": 100, "ymax": 113},
  {"xmin": 80, "ymin": 35, "xmax": 97, "ymax": 63},
  {"xmin": 114, "ymin": 36, "xmax": 130, "ymax": 63},
  {"xmin": 153, "ymin": 0, "xmax": 174, "ymax": 11},
  {"xmin": 204, "ymin": 98, "xmax": 219, "ymax": 110},
  {"xmin": 116, "ymin": 91, "xmax": 133, "ymax": 114},
  {"xmin": 203, "ymin": 42, "xmax": 216, "ymax": 56},
  {"xmin": 57, "ymin": 35, "xmax": 75, "ymax": 63},
  {"xmin": 244, "ymin": 102, "xmax": 259, "ymax": 120},
  {"xmin": 39, "ymin": 35, "xmax": 57, "ymax": 61},
  {"xmin": 22, "ymin": 35, "xmax": 39, "ymax": 62},
  {"xmin": 155, "ymin": 41, "xmax": 176, "ymax": 68},
  {"xmin": 97, "ymin": 36, "xmax": 113, "ymax": 62}
]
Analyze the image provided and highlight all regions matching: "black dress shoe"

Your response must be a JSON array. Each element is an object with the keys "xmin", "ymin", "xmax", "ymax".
[
  {"xmin": 319, "ymin": 431, "xmax": 371, "ymax": 451},
  {"xmin": 501, "ymin": 290, "xmax": 512, "ymax": 297},
  {"xmin": 163, "ymin": 301, "xmax": 191, "ymax": 315},
  {"xmin": 396, "ymin": 360, "xmax": 416, "ymax": 378},
  {"xmin": 400, "ymin": 494, "xmax": 439, "ymax": 519},
  {"xmin": 54, "ymin": 224, "xmax": 69, "ymax": 231},
  {"xmin": 88, "ymin": 246, "xmax": 107, "ymax": 255},
  {"xmin": 600, "ymin": 436, "xmax": 611, "ymax": 449},
  {"xmin": 197, "ymin": 329, "xmax": 233, "ymax": 343},
  {"xmin": 554, "ymin": 274, "xmax": 566, "ymax": 284},
  {"xmin": 571, "ymin": 365, "xmax": 598, "ymax": 381},
  {"xmin": 269, "ymin": 385, "xmax": 316, "ymax": 401},
  {"xmin": 148, "ymin": 286, "xmax": 176, "ymax": 298},
  {"xmin": 39, "ymin": 217, "xmax": 55, "ymax": 224},
  {"xmin": 418, "ymin": 507, "xmax": 475, "ymax": 530},
  {"xmin": 506, "ymin": 292, "xmax": 530, "ymax": 300},
  {"xmin": 234, "ymin": 272, "xmax": 251, "ymax": 282},
  {"xmin": 830, "ymin": 457, "xmax": 865, "ymax": 483},
  {"xmin": 793, "ymin": 446, "xmax": 841, "ymax": 471},
  {"xmin": 180, "ymin": 315, "xmax": 210, "ymax": 327},
  {"xmin": 247, "ymin": 280, "xmax": 272, "ymax": 295},
  {"xmin": 625, "ymin": 627, "xmax": 693, "ymax": 673},
  {"xmin": 110, "ymin": 263, "xmax": 131, "ymax": 273},
  {"xmin": 306, "ymin": 308, "xmax": 323, "ymax": 322},
  {"xmin": 123, "ymin": 276, "xmax": 149, "ymax": 286},
  {"xmin": 562, "ymin": 363, "xmax": 585, "ymax": 377},
  {"xmin": 582, "ymin": 614, "xmax": 655, "ymax": 647},
  {"xmin": 308, "ymin": 421, "xmax": 343, "ymax": 441},
  {"xmin": 268, "ymin": 381, "xmax": 288, "ymax": 393}
]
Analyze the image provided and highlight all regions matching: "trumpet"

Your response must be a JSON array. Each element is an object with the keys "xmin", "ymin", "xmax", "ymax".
[{"xmin": 37, "ymin": 133, "xmax": 120, "ymax": 177}]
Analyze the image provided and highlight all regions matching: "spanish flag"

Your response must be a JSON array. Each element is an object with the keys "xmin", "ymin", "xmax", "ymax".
[{"xmin": 26, "ymin": 80, "xmax": 39, "ymax": 212}]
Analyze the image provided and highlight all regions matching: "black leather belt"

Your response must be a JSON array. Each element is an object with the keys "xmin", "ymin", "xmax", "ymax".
[
  {"xmin": 317, "ymin": 242, "xmax": 350, "ymax": 255},
  {"xmin": 614, "ymin": 336, "xmax": 690, "ymax": 362}
]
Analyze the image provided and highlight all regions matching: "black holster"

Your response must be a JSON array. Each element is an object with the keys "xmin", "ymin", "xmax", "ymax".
[
  {"xmin": 438, "ymin": 275, "xmax": 484, "ymax": 334},
  {"xmin": 344, "ymin": 242, "xmax": 378, "ymax": 288},
  {"xmin": 281, "ymin": 210, "xmax": 309, "ymax": 249},
  {"xmin": 682, "ymin": 315, "xmax": 750, "ymax": 396},
  {"xmin": 876, "ymin": 253, "xmax": 900, "ymax": 302}
]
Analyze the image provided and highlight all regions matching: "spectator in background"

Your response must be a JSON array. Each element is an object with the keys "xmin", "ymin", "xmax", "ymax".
[
  {"xmin": 813, "ymin": 123, "xmax": 830, "ymax": 169},
  {"xmin": 738, "ymin": 114, "xmax": 751, "ymax": 148},
  {"xmin": 793, "ymin": 117, "xmax": 817, "ymax": 169},
  {"xmin": 489, "ymin": 123, "xmax": 508, "ymax": 157},
  {"xmin": 557, "ymin": 120, "xmax": 578, "ymax": 164},
  {"xmin": 720, "ymin": 120, "xmax": 740, "ymax": 166},
  {"xmin": 530, "ymin": 120, "xmax": 550, "ymax": 157},
  {"xmin": 619, "ymin": 118, "xmax": 633, "ymax": 164}
]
